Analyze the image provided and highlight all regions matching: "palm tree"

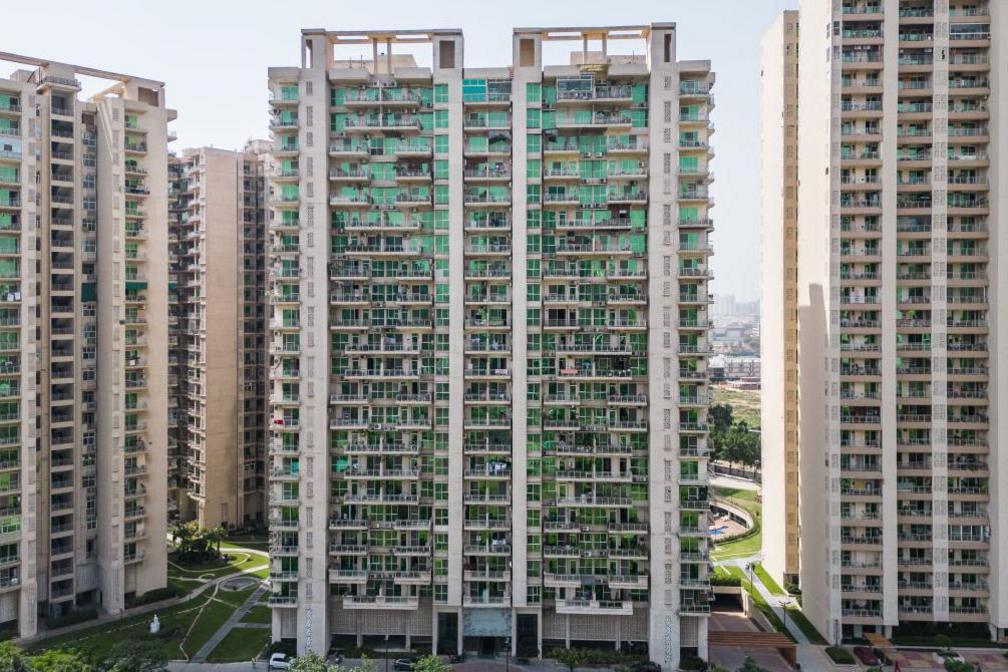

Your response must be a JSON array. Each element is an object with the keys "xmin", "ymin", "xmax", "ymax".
[
  {"xmin": 170, "ymin": 522, "xmax": 195, "ymax": 562},
  {"xmin": 207, "ymin": 526, "xmax": 227, "ymax": 559}
]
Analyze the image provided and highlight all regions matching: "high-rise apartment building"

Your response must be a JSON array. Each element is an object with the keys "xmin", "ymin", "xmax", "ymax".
[
  {"xmin": 759, "ymin": 10, "xmax": 801, "ymax": 590},
  {"xmin": 266, "ymin": 25, "xmax": 715, "ymax": 667},
  {"xmin": 769, "ymin": 0, "xmax": 1006, "ymax": 643},
  {"xmin": 168, "ymin": 142, "xmax": 270, "ymax": 529},
  {"xmin": 0, "ymin": 53, "xmax": 171, "ymax": 637}
]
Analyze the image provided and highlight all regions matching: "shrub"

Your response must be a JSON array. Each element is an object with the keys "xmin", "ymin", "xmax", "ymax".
[
  {"xmin": 710, "ymin": 572, "xmax": 741, "ymax": 587},
  {"xmin": 44, "ymin": 607, "xmax": 99, "ymax": 629},
  {"xmin": 125, "ymin": 587, "xmax": 177, "ymax": 609},
  {"xmin": 944, "ymin": 660, "xmax": 972, "ymax": 672},
  {"xmin": 547, "ymin": 648, "xmax": 643, "ymax": 670},
  {"xmin": 678, "ymin": 653, "xmax": 708, "ymax": 670},
  {"xmin": 825, "ymin": 646, "xmax": 856, "ymax": 664}
]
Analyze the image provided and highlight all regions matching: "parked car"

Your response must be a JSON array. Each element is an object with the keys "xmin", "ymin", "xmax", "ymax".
[
  {"xmin": 394, "ymin": 658, "xmax": 418, "ymax": 671},
  {"xmin": 269, "ymin": 652, "xmax": 293, "ymax": 670}
]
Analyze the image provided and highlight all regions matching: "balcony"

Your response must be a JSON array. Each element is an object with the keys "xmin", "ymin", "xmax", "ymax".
[
  {"xmin": 343, "ymin": 595, "xmax": 418, "ymax": 610},
  {"xmin": 555, "ymin": 599, "xmax": 633, "ymax": 616}
]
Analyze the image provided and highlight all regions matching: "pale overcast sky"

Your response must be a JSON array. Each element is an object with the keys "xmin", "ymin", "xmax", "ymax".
[{"xmin": 4, "ymin": 0, "xmax": 797, "ymax": 302}]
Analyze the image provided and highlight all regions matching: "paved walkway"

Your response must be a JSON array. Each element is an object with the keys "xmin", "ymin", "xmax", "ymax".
[
  {"xmin": 725, "ymin": 556, "xmax": 810, "ymax": 646},
  {"xmin": 710, "ymin": 473, "xmax": 761, "ymax": 492},
  {"xmin": 191, "ymin": 584, "xmax": 269, "ymax": 662}
]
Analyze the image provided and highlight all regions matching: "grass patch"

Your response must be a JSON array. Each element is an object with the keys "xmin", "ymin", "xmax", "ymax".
[
  {"xmin": 168, "ymin": 576, "xmax": 204, "ymax": 596},
  {"xmin": 785, "ymin": 607, "xmax": 827, "ymax": 645},
  {"xmin": 179, "ymin": 597, "xmax": 235, "ymax": 658},
  {"xmin": 207, "ymin": 628, "xmax": 270, "ymax": 663},
  {"xmin": 713, "ymin": 386, "xmax": 761, "ymax": 428},
  {"xmin": 711, "ymin": 565, "xmax": 743, "ymax": 587},
  {"xmin": 167, "ymin": 551, "xmax": 264, "ymax": 584},
  {"xmin": 216, "ymin": 586, "xmax": 259, "ymax": 609},
  {"xmin": 825, "ymin": 646, "xmax": 855, "ymax": 664},
  {"xmin": 241, "ymin": 606, "xmax": 272, "ymax": 624},
  {"xmin": 30, "ymin": 593, "xmax": 215, "ymax": 661},
  {"xmin": 753, "ymin": 563, "xmax": 785, "ymax": 596},
  {"xmin": 711, "ymin": 487, "xmax": 763, "ymax": 561},
  {"xmin": 891, "ymin": 622, "xmax": 1001, "ymax": 648},
  {"xmin": 716, "ymin": 487, "xmax": 758, "ymax": 502},
  {"xmin": 220, "ymin": 540, "xmax": 268, "ymax": 553}
]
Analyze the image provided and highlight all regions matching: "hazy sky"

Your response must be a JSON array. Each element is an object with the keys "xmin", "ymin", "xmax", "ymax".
[{"xmin": 5, "ymin": 0, "xmax": 797, "ymax": 302}]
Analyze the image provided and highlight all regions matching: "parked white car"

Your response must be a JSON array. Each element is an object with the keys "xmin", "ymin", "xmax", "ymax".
[{"xmin": 269, "ymin": 652, "xmax": 293, "ymax": 670}]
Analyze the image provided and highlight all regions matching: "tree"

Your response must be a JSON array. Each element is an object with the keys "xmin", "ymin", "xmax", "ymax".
[
  {"xmin": 100, "ymin": 641, "xmax": 168, "ymax": 672},
  {"xmin": 736, "ymin": 657, "xmax": 769, "ymax": 672},
  {"xmin": 0, "ymin": 641, "xmax": 29, "ymax": 672},
  {"xmin": 552, "ymin": 648, "xmax": 588, "ymax": 672},
  {"xmin": 206, "ymin": 525, "xmax": 227, "ymax": 559},
  {"xmin": 943, "ymin": 659, "xmax": 972, "ymax": 672},
  {"xmin": 412, "ymin": 655, "xmax": 448, "ymax": 672},
  {"xmin": 170, "ymin": 521, "xmax": 196, "ymax": 562},
  {"xmin": 709, "ymin": 403, "xmax": 734, "ymax": 433},
  {"xmin": 25, "ymin": 648, "xmax": 95, "ymax": 672},
  {"xmin": 289, "ymin": 653, "xmax": 337, "ymax": 672}
]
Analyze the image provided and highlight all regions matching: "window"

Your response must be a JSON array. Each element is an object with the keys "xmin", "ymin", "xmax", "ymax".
[
  {"xmin": 520, "ymin": 38, "xmax": 535, "ymax": 66},
  {"xmin": 526, "ymin": 82, "xmax": 541, "ymax": 101},
  {"xmin": 439, "ymin": 40, "xmax": 455, "ymax": 69},
  {"xmin": 434, "ymin": 83, "xmax": 448, "ymax": 104},
  {"xmin": 527, "ymin": 108, "xmax": 541, "ymax": 129}
]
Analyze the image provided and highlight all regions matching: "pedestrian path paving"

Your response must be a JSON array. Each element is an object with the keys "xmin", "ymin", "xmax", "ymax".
[
  {"xmin": 191, "ymin": 583, "xmax": 268, "ymax": 662},
  {"xmin": 719, "ymin": 555, "xmax": 811, "ymax": 646}
]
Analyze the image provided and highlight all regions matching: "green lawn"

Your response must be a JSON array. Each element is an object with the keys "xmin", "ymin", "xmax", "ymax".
[
  {"xmin": 220, "ymin": 540, "xmax": 268, "ymax": 553},
  {"xmin": 785, "ymin": 606, "xmax": 828, "ymax": 645},
  {"xmin": 754, "ymin": 563, "xmax": 786, "ymax": 596},
  {"xmin": 711, "ymin": 487, "xmax": 763, "ymax": 561},
  {"xmin": 712, "ymin": 386, "xmax": 761, "ymax": 428},
  {"xmin": 216, "ymin": 586, "xmax": 259, "ymax": 609},
  {"xmin": 30, "ymin": 593, "xmax": 214, "ymax": 660},
  {"xmin": 168, "ymin": 576, "xmax": 204, "ymax": 597},
  {"xmin": 31, "ymin": 538, "xmax": 270, "ymax": 663},
  {"xmin": 825, "ymin": 647, "xmax": 855, "ymax": 664},
  {"xmin": 207, "ymin": 628, "xmax": 270, "ymax": 663},
  {"xmin": 167, "ymin": 550, "xmax": 264, "ymax": 583},
  {"xmin": 240, "ymin": 606, "xmax": 272, "ymax": 624},
  {"xmin": 179, "ymin": 597, "xmax": 236, "ymax": 658},
  {"xmin": 716, "ymin": 487, "xmax": 758, "ymax": 502}
]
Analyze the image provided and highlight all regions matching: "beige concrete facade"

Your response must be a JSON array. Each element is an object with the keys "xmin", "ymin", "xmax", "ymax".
[
  {"xmin": 169, "ymin": 144, "xmax": 268, "ymax": 530},
  {"xmin": 786, "ymin": 0, "xmax": 1008, "ymax": 644},
  {"xmin": 266, "ymin": 25, "xmax": 715, "ymax": 669},
  {"xmin": 0, "ymin": 53, "xmax": 171, "ymax": 635},
  {"xmin": 759, "ymin": 10, "xmax": 801, "ymax": 588}
]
